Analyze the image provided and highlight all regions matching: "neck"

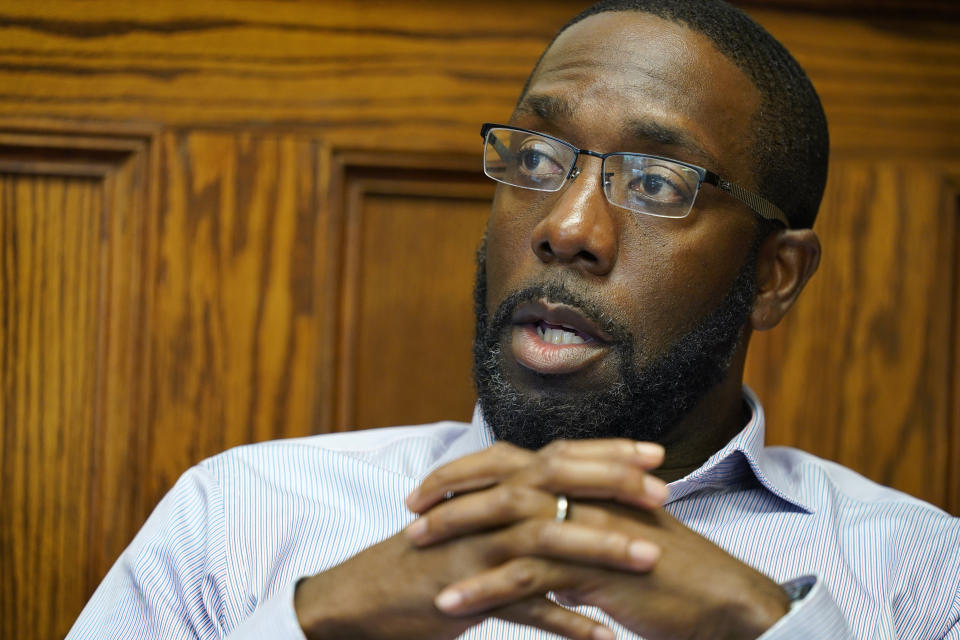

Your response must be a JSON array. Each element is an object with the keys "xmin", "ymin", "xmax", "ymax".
[{"xmin": 652, "ymin": 350, "xmax": 750, "ymax": 484}]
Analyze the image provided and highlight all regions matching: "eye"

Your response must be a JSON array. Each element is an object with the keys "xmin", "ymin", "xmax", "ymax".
[
  {"xmin": 514, "ymin": 139, "xmax": 567, "ymax": 184},
  {"xmin": 626, "ymin": 164, "xmax": 694, "ymax": 204}
]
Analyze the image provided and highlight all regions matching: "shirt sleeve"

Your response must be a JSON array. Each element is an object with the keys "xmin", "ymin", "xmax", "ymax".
[
  {"xmin": 66, "ymin": 466, "xmax": 229, "ymax": 639},
  {"xmin": 65, "ymin": 465, "xmax": 308, "ymax": 640},
  {"xmin": 758, "ymin": 576, "xmax": 854, "ymax": 640}
]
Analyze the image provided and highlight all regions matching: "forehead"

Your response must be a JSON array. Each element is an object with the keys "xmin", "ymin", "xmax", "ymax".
[{"xmin": 517, "ymin": 12, "xmax": 760, "ymax": 178}]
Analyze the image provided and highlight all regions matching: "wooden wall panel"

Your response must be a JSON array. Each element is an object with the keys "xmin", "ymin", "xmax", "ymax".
[
  {"xmin": 745, "ymin": 163, "xmax": 960, "ymax": 509},
  {"xmin": 952, "ymin": 179, "xmax": 960, "ymax": 514},
  {"xmin": 0, "ymin": 3, "xmax": 957, "ymax": 156},
  {"xmin": 750, "ymin": 10, "xmax": 960, "ymax": 158},
  {"xmin": 0, "ymin": 0, "xmax": 582, "ymax": 150},
  {"xmin": 0, "ymin": 131, "xmax": 151, "ymax": 638},
  {"xmin": 145, "ymin": 131, "xmax": 325, "ymax": 502},
  {"xmin": 0, "ymin": 2, "xmax": 959, "ymax": 638},
  {"xmin": 333, "ymin": 163, "xmax": 493, "ymax": 430}
]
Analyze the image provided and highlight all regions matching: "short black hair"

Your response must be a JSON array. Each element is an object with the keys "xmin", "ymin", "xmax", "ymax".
[{"xmin": 521, "ymin": 0, "xmax": 829, "ymax": 229}]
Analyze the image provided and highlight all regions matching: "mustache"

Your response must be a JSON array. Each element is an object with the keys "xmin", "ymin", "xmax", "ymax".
[{"xmin": 488, "ymin": 280, "xmax": 633, "ymax": 345}]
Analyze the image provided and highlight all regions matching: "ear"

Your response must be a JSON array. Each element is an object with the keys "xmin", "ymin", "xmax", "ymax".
[{"xmin": 750, "ymin": 228, "xmax": 821, "ymax": 331}]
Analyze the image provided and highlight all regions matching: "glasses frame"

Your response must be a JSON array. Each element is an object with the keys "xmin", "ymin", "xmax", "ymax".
[{"xmin": 480, "ymin": 123, "xmax": 790, "ymax": 228}]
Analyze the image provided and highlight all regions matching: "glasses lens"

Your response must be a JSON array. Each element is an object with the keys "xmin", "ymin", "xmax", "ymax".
[
  {"xmin": 603, "ymin": 154, "xmax": 702, "ymax": 218},
  {"xmin": 483, "ymin": 128, "xmax": 575, "ymax": 192}
]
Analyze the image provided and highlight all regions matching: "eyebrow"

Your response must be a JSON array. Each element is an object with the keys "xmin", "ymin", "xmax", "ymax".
[
  {"xmin": 516, "ymin": 93, "xmax": 573, "ymax": 120},
  {"xmin": 516, "ymin": 93, "xmax": 721, "ymax": 171},
  {"xmin": 625, "ymin": 120, "xmax": 720, "ymax": 170}
]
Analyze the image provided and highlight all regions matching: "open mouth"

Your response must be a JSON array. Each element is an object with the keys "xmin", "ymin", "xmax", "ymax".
[
  {"xmin": 509, "ymin": 300, "xmax": 612, "ymax": 375},
  {"xmin": 534, "ymin": 319, "xmax": 593, "ymax": 345}
]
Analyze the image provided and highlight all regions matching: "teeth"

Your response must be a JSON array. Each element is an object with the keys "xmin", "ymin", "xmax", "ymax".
[{"xmin": 537, "ymin": 324, "xmax": 586, "ymax": 345}]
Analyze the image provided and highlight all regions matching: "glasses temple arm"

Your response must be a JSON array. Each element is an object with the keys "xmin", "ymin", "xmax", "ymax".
[
  {"xmin": 703, "ymin": 172, "xmax": 790, "ymax": 228},
  {"xmin": 485, "ymin": 131, "xmax": 511, "ymax": 163}
]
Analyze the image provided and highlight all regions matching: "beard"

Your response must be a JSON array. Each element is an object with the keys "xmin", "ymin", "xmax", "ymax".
[{"xmin": 472, "ymin": 238, "xmax": 760, "ymax": 450}]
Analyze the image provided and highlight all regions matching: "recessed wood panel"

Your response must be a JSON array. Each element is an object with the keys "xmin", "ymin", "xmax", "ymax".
[
  {"xmin": 335, "ymin": 170, "xmax": 493, "ymax": 430},
  {"xmin": 0, "ymin": 132, "xmax": 151, "ymax": 639},
  {"xmin": 746, "ymin": 162, "xmax": 959, "ymax": 509}
]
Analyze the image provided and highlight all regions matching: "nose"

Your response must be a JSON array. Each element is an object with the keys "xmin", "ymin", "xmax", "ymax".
[{"xmin": 530, "ymin": 158, "xmax": 618, "ymax": 276}]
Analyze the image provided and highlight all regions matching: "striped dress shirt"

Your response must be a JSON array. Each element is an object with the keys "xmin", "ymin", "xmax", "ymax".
[{"xmin": 68, "ymin": 388, "xmax": 960, "ymax": 639}]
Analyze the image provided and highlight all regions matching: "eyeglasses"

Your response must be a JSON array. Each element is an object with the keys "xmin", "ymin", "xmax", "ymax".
[{"xmin": 480, "ymin": 123, "xmax": 789, "ymax": 228}]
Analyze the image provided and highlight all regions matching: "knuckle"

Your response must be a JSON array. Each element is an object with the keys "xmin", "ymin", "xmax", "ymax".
[
  {"xmin": 612, "ymin": 461, "xmax": 634, "ymax": 481},
  {"xmin": 541, "ymin": 439, "xmax": 570, "ymax": 456},
  {"xmin": 493, "ymin": 484, "xmax": 527, "ymax": 518},
  {"xmin": 494, "ymin": 440, "xmax": 534, "ymax": 467},
  {"xmin": 425, "ymin": 468, "xmax": 451, "ymax": 489},
  {"xmin": 614, "ymin": 466, "xmax": 644, "ymax": 495},
  {"xmin": 505, "ymin": 557, "xmax": 539, "ymax": 589},
  {"xmin": 616, "ymin": 465, "xmax": 643, "ymax": 490},
  {"xmin": 491, "ymin": 440, "xmax": 512, "ymax": 454},
  {"xmin": 532, "ymin": 520, "xmax": 561, "ymax": 551},
  {"xmin": 492, "ymin": 485, "xmax": 514, "ymax": 517},
  {"xmin": 424, "ymin": 507, "xmax": 449, "ymax": 533},
  {"xmin": 492, "ymin": 440, "xmax": 522, "ymax": 461},
  {"xmin": 603, "ymin": 531, "xmax": 630, "ymax": 557},
  {"xmin": 537, "ymin": 455, "xmax": 565, "ymax": 484}
]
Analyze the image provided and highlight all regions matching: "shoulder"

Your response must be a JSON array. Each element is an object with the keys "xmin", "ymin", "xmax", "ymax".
[
  {"xmin": 761, "ymin": 446, "xmax": 960, "ymax": 635},
  {"xmin": 766, "ymin": 446, "xmax": 948, "ymax": 509},
  {"xmin": 764, "ymin": 445, "xmax": 958, "ymax": 539},
  {"xmin": 196, "ymin": 419, "xmax": 482, "ymax": 490}
]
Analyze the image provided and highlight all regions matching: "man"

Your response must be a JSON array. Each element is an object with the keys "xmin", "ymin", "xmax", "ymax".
[{"xmin": 69, "ymin": 1, "xmax": 959, "ymax": 639}]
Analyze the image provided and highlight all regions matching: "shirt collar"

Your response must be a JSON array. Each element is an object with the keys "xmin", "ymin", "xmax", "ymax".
[
  {"xmin": 665, "ymin": 386, "xmax": 813, "ymax": 513},
  {"xmin": 473, "ymin": 386, "xmax": 813, "ymax": 514}
]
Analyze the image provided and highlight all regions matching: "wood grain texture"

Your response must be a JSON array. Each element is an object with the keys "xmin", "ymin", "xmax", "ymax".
[
  {"xmin": 745, "ymin": 162, "xmax": 960, "ymax": 508},
  {"xmin": 751, "ymin": 11, "xmax": 960, "ymax": 158},
  {"xmin": 951, "ymin": 179, "xmax": 960, "ymax": 515},
  {"xmin": 0, "ymin": 0, "xmax": 582, "ymax": 148},
  {"xmin": 1, "ymin": 3, "xmax": 960, "ymax": 638},
  {"xmin": 2, "ymin": 2, "xmax": 954, "ymax": 155},
  {"xmin": 738, "ymin": 0, "xmax": 960, "ymax": 18},
  {"xmin": 0, "ymin": 131, "xmax": 151, "ymax": 638},
  {"xmin": 146, "ymin": 131, "xmax": 324, "ymax": 502}
]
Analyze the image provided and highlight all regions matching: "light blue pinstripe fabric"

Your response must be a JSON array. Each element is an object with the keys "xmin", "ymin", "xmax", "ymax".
[{"xmin": 68, "ymin": 388, "xmax": 960, "ymax": 639}]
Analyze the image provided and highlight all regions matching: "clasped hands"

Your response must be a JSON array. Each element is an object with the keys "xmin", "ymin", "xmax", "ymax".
[{"xmin": 295, "ymin": 439, "xmax": 789, "ymax": 640}]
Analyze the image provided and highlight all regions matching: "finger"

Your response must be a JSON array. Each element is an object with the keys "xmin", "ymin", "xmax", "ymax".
[
  {"xmin": 407, "ymin": 488, "xmax": 660, "ymax": 573},
  {"xmin": 497, "ymin": 597, "xmax": 616, "ymax": 640},
  {"xmin": 410, "ymin": 464, "xmax": 666, "ymax": 541},
  {"xmin": 541, "ymin": 438, "xmax": 664, "ymax": 468},
  {"xmin": 407, "ymin": 441, "xmax": 533, "ymax": 512},
  {"xmin": 407, "ymin": 483, "xmax": 547, "ymax": 545},
  {"xmin": 408, "ymin": 439, "xmax": 666, "ymax": 514},
  {"xmin": 434, "ymin": 557, "xmax": 578, "ymax": 617},
  {"xmin": 511, "ymin": 456, "xmax": 668, "ymax": 510},
  {"xmin": 501, "ymin": 519, "xmax": 660, "ymax": 572}
]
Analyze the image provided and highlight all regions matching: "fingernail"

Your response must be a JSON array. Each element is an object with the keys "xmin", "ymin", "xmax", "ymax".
[
  {"xmin": 406, "ymin": 518, "xmax": 427, "ymax": 540},
  {"xmin": 435, "ymin": 589, "xmax": 463, "ymax": 612},
  {"xmin": 592, "ymin": 627, "xmax": 616, "ymax": 640},
  {"xmin": 635, "ymin": 442, "xmax": 664, "ymax": 464},
  {"xmin": 628, "ymin": 540, "xmax": 660, "ymax": 568},
  {"xmin": 643, "ymin": 475, "xmax": 669, "ymax": 505}
]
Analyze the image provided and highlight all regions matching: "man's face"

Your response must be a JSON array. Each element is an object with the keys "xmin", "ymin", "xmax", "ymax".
[{"xmin": 474, "ymin": 12, "xmax": 766, "ymax": 449}]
